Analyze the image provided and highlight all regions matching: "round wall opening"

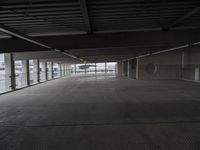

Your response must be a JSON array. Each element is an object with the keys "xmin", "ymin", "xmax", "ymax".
[{"xmin": 146, "ymin": 63, "xmax": 157, "ymax": 74}]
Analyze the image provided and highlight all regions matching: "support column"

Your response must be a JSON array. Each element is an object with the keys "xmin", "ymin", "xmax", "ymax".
[
  {"xmin": 195, "ymin": 66, "xmax": 199, "ymax": 81},
  {"xmin": 95, "ymin": 63, "xmax": 97, "ymax": 74},
  {"xmin": 27, "ymin": 60, "xmax": 30, "ymax": 86},
  {"xmin": 74, "ymin": 64, "xmax": 76, "ymax": 74},
  {"xmin": 115, "ymin": 63, "xmax": 117, "ymax": 73},
  {"xmin": 117, "ymin": 61, "xmax": 123, "ymax": 76},
  {"xmin": 48, "ymin": 62, "xmax": 53, "ymax": 80},
  {"xmin": 128, "ymin": 60, "xmax": 133, "ymax": 78},
  {"xmin": 59, "ymin": 63, "xmax": 62, "ymax": 77},
  {"xmin": 45, "ymin": 62, "xmax": 48, "ymax": 81},
  {"xmin": 62, "ymin": 64, "xmax": 65, "ymax": 76},
  {"xmin": 127, "ymin": 60, "xmax": 130, "ymax": 77},
  {"xmin": 63, "ymin": 64, "xmax": 66, "ymax": 76},
  {"xmin": 85, "ymin": 63, "xmax": 87, "ymax": 74},
  {"xmin": 67, "ymin": 64, "xmax": 71, "ymax": 75},
  {"xmin": 124, "ymin": 61, "xmax": 128, "ymax": 76},
  {"xmin": 122, "ymin": 61, "xmax": 124, "ymax": 76},
  {"xmin": 64, "ymin": 64, "xmax": 67, "ymax": 76},
  {"xmin": 136, "ymin": 58, "xmax": 139, "ymax": 80},
  {"xmin": 4, "ymin": 53, "xmax": 15, "ymax": 90},
  {"xmin": 105, "ymin": 62, "xmax": 107, "ymax": 73}
]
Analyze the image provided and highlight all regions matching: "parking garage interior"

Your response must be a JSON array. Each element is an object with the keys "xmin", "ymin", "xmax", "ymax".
[{"xmin": 0, "ymin": 0, "xmax": 200, "ymax": 149}]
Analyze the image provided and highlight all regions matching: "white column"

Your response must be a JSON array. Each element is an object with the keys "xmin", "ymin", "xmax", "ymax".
[
  {"xmin": 195, "ymin": 67, "xmax": 199, "ymax": 81},
  {"xmin": 4, "ymin": 53, "xmax": 15, "ymax": 90},
  {"xmin": 105, "ymin": 62, "xmax": 107, "ymax": 73},
  {"xmin": 45, "ymin": 62, "xmax": 48, "ymax": 81},
  {"xmin": 127, "ymin": 60, "xmax": 130, "ymax": 77},
  {"xmin": 95, "ymin": 63, "xmax": 97, "ymax": 74},
  {"xmin": 62, "ymin": 64, "xmax": 65, "ymax": 76},
  {"xmin": 64, "ymin": 63, "xmax": 66, "ymax": 76},
  {"xmin": 136, "ymin": 58, "xmax": 139, "ymax": 80}
]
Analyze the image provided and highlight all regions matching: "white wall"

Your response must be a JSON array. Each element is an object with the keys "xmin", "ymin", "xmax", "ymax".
[
  {"xmin": 137, "ymin": 51, "xmax": 182, "ymax": 80},
  {"xmin": 182, "ymin": 47, "xmax": 200, "ymax": 81}
]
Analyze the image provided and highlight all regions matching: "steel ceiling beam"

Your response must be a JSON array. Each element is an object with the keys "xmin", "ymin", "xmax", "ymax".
[
  {"xmin": 79, "ymin": 0, "xmax": 92, "ymax": 33},
  {"xmin": 164, "ymin": 6, "xmax": 200, "ymax": 30},
  {"xmin": 0, "ymin": 23, "xmax": 82, "ymax": 61}
]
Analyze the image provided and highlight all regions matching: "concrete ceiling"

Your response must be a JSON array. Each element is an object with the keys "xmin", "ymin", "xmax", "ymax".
[{"xmin": 0, "ymin": 0, "xmax": 200, "ymax": 62}]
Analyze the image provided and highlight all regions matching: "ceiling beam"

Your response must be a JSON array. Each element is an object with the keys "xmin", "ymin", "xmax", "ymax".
[
  {"xmin": 79, "ymin": 0, "xmax": 92, "ymax": 33},
  {"xmin": 1, "ymin": 28, "xmax": 200, "ymax": 54},
  {"xmin": 164, "ymin": 6, "xmax": 200, "ymax": 30},
  {"xmin": 0, "ymin": 23, "xmax": 82, "ymax": 61}
]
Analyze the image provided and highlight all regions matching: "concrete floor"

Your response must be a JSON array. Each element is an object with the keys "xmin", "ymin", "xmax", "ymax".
[{"xmin": 0, "ymin": 74, "xmax": 200, "ymax": 149}]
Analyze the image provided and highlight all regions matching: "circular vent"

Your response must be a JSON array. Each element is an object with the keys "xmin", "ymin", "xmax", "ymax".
[{"xmin": 146, "ymin": 63, "xmax": 157, "ymax": 74}]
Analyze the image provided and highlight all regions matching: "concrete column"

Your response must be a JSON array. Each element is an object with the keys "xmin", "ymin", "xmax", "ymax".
[
  {"xmin": 74, "ymin": 64, "xmax": 76, "ymax": 74},
  {"xmin": 136, "ymin": 58, "xmax": 139, "ymax": 80},
  {"xmin": 59, "ymin": 63, "xmax": 62, "ymax": 77},
  {"xmin": 117, "ymin": 61, "xmax": 123, "ymax": 76},
  {"xmin": 64, "ymin": 64, "xmax": 67, "ymax": 76},
  {"xmin": 181, "ymin": 51, "xmax": 185, "ymax": 79},
  {"xmin": 122, "ymin": 61, "xmax": 124, "ymax": 75},
  {"xmin": 60, "ymin": 64, "xmax": 63, "ymax": 76},
  {"xmin": 122, "ymin": 61, "xmax": 128, "ymax": 76},
  {"xmin": 115, "ymin": 63, "xmax": 117, "ymax": 73},
  {"xmin": 4, "ymin": 53, "xmax": 15, "ymax": 90},
  {"xmin": 105, "ymin": 62, "xmax": 107, "ymax": 73},
  {"xmin": 21, "ymin": 60, "xmax": 29, "ymax": 86},
  {"xmin": 195, "ymin": 66, "xmax": 199, "ymax": 81},
  {"xmin": 50, "ymin": 62, "xmax": 53, "ymax": 79},
  {"xmin": 128, "ymin": 60, "xmax": 133, "ymax": 78},
  {"xmin": 67, "ymin": 64, "xmax": 71, "ymax": 75},
  {"xmin": 85, "ymin": 63, "xmax": 87, "ymax": 74},
  {"xmin": 127, "ymin": 60, "xmax": 130, "ymax": 77},
  {"xmin": 63, "ymin": 64, "xmax": 66, "ymax": 76},
  {"xmin": 33, "ymin": 59, "xmax": 39, "ymax": 83},
  {"xmin": 45, "ymin": 62, "xmax": 48, "ymax": 81},
  {"xmin": 62, "ymin": 64, "xmax": 65, "ymax": 76},
  {"xmin": 95, "ymin": 63, "xmax": 97, "ymax": 74},
  {"xmin": 27, "ymin": 60, "xmax": 30, "ymax": 86}
]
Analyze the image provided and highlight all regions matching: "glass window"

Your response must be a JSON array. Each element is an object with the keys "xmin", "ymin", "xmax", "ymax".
[
  {"xmin": 96, "ymin": 63, "xmax": 106, "ymax": 73},
  {"xmin": 76, "ymin": 64, "xmax": 86, "ymax": 74},
  {"xmin": 39, "ymin": 62, "xmax": 46, "ymax": 82},
  {"xmin": 47, "ymin": 62, "xmax": 53, "ymax": 80},
  {"xmin": 86, "ymin": 63, "xmax": 96, "ymax": 74},
  {"xmin": 53, "ymin": 63, "xmax": 59, "ymax": 78},
  {"xmin": 106, "ymin": 62, "xmax": 117, "ymax": 73},
  {"xmin": 0, "ymin": 54, "xmax": 11, "ymax": 93},
  {"xmin": 29, "ymin": 60, "xmax": 39, "ymax": 85},
  {"xmin": 15, "ymin": 60, "xmax": 28, "ymax": 88}
]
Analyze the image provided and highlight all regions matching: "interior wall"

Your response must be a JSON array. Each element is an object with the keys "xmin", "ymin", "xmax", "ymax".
[
  {"xmin": 137, "ymin": 51, "xmax": 182, "ymax": 80},
  {"xmin": 122, "ymin": 61, "xmax": 128, "ymax": 76},
  {"xmin": 117, "ymin": 62, "xmax": 123, "ymax": 76},
  {"xmin": 128, "ymin": 59, "xmax": 137, "ymax": 79},
  {"xmin": 182, "ymin": 47, "xmax": 200, "ymax": 81}
]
